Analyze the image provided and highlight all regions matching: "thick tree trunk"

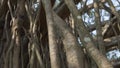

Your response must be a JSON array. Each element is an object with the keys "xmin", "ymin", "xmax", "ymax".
[
  {"xmin": 1, "ymin": 0, "xmax": 120, "ymax": 68},
  {"xmin": 41, "ymin": 0, "xmax": 61, "ymax": 68},
  {"xmin": 12, "ymin": 0, "xmax": 26, "ymax": 68},
  {"xmin": 64, "ymin": 0, "xmax": 113, "ymax": 68},
  {"xmin": 53, "ymin": 12, "xmax": 85, "ymax": 68}
]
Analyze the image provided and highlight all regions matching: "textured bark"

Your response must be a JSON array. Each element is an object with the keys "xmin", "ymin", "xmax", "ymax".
[
  {"xmin": 64, "ymin": 0, "xmax": 113, "ymax": 68},
  {"xmin": 94, "ymin": 0, "xmax": 106, "ymax": 55},
  {"xmin": 53, "ymin": 12, "xmax": 85, "ymax": 68},
  {"xmin": 41, "ymin": 0, "xmax": 61, "ymax": 68},
  {"xmin": 12, "ymin": 0, "xmax": 26, "ymax": 68},
  {"xmin": 0, "ymin": 0, "xmax": 120, "ymax": 68}
]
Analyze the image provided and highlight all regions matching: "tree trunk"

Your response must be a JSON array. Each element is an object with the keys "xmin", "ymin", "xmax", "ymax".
[
  {"xmin": 64, "ymin": 0, "xmax": 113, "ymax": 68},
  {"xmin": 53, "ymin": 12, "xmax": 85, "ymax": 68},
  {"xmin": 41, "ymin": 0, "xmax": 61, "ymax": 68}
]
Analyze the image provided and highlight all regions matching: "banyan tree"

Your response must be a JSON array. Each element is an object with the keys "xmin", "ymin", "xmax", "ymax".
[{"xmin": 0, "ymin": 0, "xmax": 120, "ymax": 68}]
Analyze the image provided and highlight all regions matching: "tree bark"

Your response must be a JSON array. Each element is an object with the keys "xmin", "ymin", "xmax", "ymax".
[
  {"xmin": 41, "ymin": 0, "xmax": 61, "ymax": 68},
  {"xmin": 64, "ymin": 0, "xmax": 113, "ymax": 68},
  {"xmin": 53, "ymin": 12, "xmax": 85, "ymax": 68},
  {"xmin": 94, "ymin": 0, "xmax": 106, "ymax": 55}
]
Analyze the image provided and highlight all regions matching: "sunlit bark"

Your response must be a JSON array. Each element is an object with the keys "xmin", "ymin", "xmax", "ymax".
[
  {"xmin": 41, "ymin": 0, "xmax": 61, "ymax": 68},
  {"xmin": 0, "ymin": 0, "xmax": 120, "ymax": 68},
  {"xmin": 64, "ymin": 0, "xmax": 113, "ymax": 68}
]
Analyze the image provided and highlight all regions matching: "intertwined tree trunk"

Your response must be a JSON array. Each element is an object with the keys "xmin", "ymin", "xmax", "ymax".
[{"xmin": 0, "ymin": 0, "xmax": 120, "ymax": 68}]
